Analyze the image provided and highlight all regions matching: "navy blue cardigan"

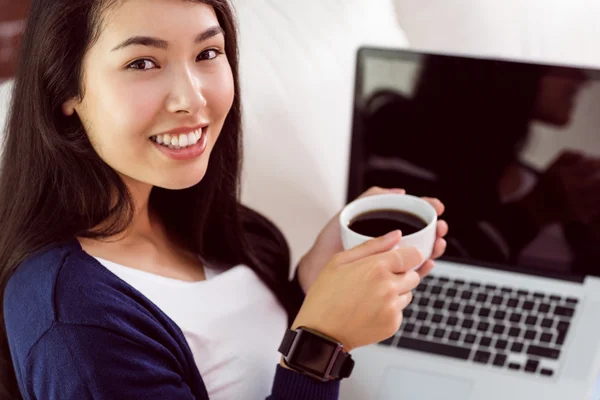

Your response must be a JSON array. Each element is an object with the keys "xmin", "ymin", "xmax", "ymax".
[{"xmin": 4, "ymin": 216, "xmax": 340, "ymax": 399}]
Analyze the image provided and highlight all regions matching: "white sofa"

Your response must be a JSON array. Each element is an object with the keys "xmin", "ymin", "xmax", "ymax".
[{"xmin": 1, "ymin": 0, "xmax": 600, "ymax": 266}]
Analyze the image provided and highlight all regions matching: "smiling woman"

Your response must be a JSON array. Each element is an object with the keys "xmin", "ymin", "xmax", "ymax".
[{"xmin": 0, "ymin": 0, "xmax": 447, "ymax": 399}]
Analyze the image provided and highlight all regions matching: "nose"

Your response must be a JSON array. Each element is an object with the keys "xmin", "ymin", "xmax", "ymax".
[{"xmin": 165, "ymin": 65, "xmax": 208, "ymax": 115}]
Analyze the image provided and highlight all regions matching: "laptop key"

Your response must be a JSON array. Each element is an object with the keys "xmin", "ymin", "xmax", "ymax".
[
  {"xmin": 479, "ymin": 336, "xmax": 492, "ymax": 347},
  {"xmin": 446, "ymin": 288, "xmax": 458, "ymax": 297},
  {"xmin": 566, "ymin": 297, "xmax": 579, "ymax": 305},
  {"xmin": 540, "ymin": 333, "xmax": 553, "ymax": 343},
  {"xmin": 495, "ymin": 339, "xmax": 508, "ymax": 350},
  {"xmin": 461, "ymin": 291, "xmax": 473, "ymax": 300},
  {"xmin": 449, "ymin": 331, "xmax": 462, "ymax": 342},
  {"xmin": 433, "ymin": 300, "xmax": 445, "ymax": 310},
  {"xmin": 525, "ymin": 315, "xmax": 538, "ymax": 326},
  {"xmin": 509, "ymin": 313, "xmax": 522, "ymax": 323},
  {"xmin": 404, "ymin": 309, "xmax": 413, "ymax": 319},
  {"xmin": 396, "ymin": 336, "xmax": 471, "ymax": 360},
  {"xmin": 403, "ymin": 323, "xmax": 416, "ymax": 333},
  {"xmin": 453, "ymin": 279, "xmax": 465, "ymax": 286},
  {"xmin": 419, "ymin": 326, "xmax": 430, "ymax": 336},
  {"xmin": 522, "ymin": 301, "xmax": 535, "ymax": 311},
  {"xmin": 464, "ymin": 334, "xmax": 477, "ymax": 344},
  {"xmin": 477, "ymin": 322, "xmax": 490, "ymax": 332},
  {"xmin": 431, "ymin": 286, "xmax": 442, "ymax": 295},
  {"xmin": 501, "ymin": 287, "xmax": 512, "ymax": 293},
  {"xmin": 557, "ymin": 321, "xmax": 571, "ymax": 332},
  {"xmin": 438, "ymin": 277, "xmax": 450, "ymax": 283},
  {"xmin": 554, "ymin": 306, "xmax": 574, "ymax": 318},
  {"xmin": 524, "ymin": 330, "xmax": 537, "ymax": 341},
  {"xmin": 432, "ymin": 313, "xmax": 444, "ymax": 323},
  {"xmin": 508, "ymin": 327, "xmax": 521, "ymax": 338},
  {"xmin": 540, "ymin": 369, "xmax": 554, "ymax": 377},
  {"xmin": 476, "ymin": 293, "xmax": 488, "ymax": 302},
  {"xmin": 492, "ymin": 353, "xmax": 507, "ymax": 367},
  {"xmin": 474, "ymin": 350, "xmax": 491, "ymax": 364},
  {"xmin": 463, "ymin": 305, "xmax": 476, "ymax": 315},
  {"xmin": 556, "ymin": 331, "xmax": 567, "ymax": 346},
  {"xmin": 541, "ymin": 318, "xmax": 554, "ymax": 329},
  {"xmin": 507, "ymin": 298, "xmax": 520, "ymax": 308},
  {"xmin": 508, "ymin": 363, "xmax": 521, "ymax": 370},
  {"xmin": 492, "ymin": 296, "xmax": 504, "ymax": 306},
  {"xmin": 492, "ymin": 324, "xmax": 506, "ymax": 335},
  {"xmin": 434, "ymin": 328, "xmax": 446, "ymax": 339},
  {"xmin": 478, "ymin": 307, "xmax": 491, "ymax": 318},
  {"xmin": 517, "ymin": 290, "xmax": 529, "ymax": 296},
  {"xmin": 449, "ymin": 302, "xmax": 460, "ymax": 312},
  {"xmin": 380, "ymin": 336, "xmax": 395, "ymax": 346},
  {"xmin": 418, "ymin": 298, "xmax": 429, "ymax": 307},
  {"xmin": 447, "ymin": 316, "xmax": 459, "ymax": 327},
  {"xmin": 493, "ymin": 310, "xmax": 507, "ymax": 320},
  {"xmin": 417, "ymin": 311, "xmax": 428, "ymax": 321},
  {"xmin": 470, "ymin": 282, "xmax": 482, "ymax": 289},
  {"xmin": 527, "ymin": 345, "xmax": 561, "ymax": 360},
  {"xmin": 538, "ymin": 303, "xmax": 551, "ymax": 313},
  {"xmin": 525, "ymin": 359, "xmax": 539, "ymax": 373},
  {"xmin": 462, "ymin": 319, "xmax": 474, "ymax": 329},
  {"xmin": 549, "ymin": 295, "xmax": 562, "ymax": 302},
  {"xmin": 511, "ymin": 342, "xmax": 524, "ymax": 353},
  {"xmin": 533, "ymin": 292, "xmax": 545, "ymax": 299},
  {"xmin": 485, "ymin": 284, "xmax": 497, "ymax": 290}
]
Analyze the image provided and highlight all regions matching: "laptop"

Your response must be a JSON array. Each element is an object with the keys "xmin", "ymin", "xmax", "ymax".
[{"xmin": 339, "ymin": 47, "xmax": 600, "ymax": 400}]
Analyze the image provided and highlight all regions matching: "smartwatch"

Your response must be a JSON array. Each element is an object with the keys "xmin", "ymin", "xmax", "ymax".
[{"xmin": 278, "ymin": 326, "xmax": 354, "ymax": 382}]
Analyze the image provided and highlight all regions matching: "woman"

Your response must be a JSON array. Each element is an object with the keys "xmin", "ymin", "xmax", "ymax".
[{"xmin": 0, "ymin": 0, "xmax": 448, "ymax": 399}]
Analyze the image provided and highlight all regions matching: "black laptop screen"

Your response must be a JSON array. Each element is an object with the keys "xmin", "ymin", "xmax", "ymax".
[{"xmin": 347, "ymin": 47, "xmax": 600, "ymax": 279}]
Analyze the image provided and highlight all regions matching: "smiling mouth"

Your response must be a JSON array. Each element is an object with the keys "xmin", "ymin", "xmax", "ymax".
[{"xmin": 150, "ymin": 127, "xmax": 206, "ymax": 149}]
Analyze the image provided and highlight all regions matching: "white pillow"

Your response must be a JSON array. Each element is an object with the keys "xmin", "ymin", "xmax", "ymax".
[
  {"xmin": 394, "ymin": 0, "xmax": 600, "ymax": 67},
  {"xmin": 234, "ymin": 0, "xmax": 409, "ymax": 263}
]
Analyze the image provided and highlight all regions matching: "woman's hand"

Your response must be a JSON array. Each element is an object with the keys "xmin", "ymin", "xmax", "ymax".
[
  {"xmin": 291, "ymin": 231, "xmax": 421, "ymax": 352},
  {"xmin": 297, "ymin": 187, "xmax": 448, "ymax": 293}
]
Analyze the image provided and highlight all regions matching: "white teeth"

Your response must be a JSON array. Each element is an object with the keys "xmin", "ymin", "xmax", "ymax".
[
  {"xmin": 178, "ymin": 133, "xmax": 188, "ymax": 147},
  {"xmin": 152, "ymin": 127, "xmax": 205, "ymax": 149}
]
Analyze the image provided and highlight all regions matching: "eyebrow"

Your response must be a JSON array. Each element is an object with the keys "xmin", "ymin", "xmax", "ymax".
[{"xmin": 111, "ymin": 26, "xmax": 225, "ymax": 52}]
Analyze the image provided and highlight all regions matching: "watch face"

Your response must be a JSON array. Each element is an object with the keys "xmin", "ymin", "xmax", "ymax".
[{"xmin": 290, "ymin": 331, "xmax": 338, "ymax": 376}]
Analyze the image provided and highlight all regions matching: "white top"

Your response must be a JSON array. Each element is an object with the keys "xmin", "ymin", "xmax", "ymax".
[{"xmin": 94, "ymin": 257, "xmax": 288, "ymax": 400}]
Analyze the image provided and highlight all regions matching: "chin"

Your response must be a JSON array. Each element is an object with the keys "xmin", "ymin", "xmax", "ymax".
[{"xmin": 155, "ymin": 164, "xmax": 209, "ymax": 190}]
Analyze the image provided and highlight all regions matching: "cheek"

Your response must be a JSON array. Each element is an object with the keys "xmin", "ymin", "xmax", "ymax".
[
  {"xmin": 204, "ymin": 65, "xmax": 235, "ymax": 122},
  {"xmin": 101, "ymin": 81, "xmax": 163, "ymax": 140}
]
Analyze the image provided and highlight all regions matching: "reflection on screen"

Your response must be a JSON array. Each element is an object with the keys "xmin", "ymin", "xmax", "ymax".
[{"xmin": 354, "ymin": 50, "xmax": 600, "ymax": 277}]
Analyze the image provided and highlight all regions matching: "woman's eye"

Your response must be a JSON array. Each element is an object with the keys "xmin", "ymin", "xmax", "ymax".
[
  {"xmin": 128, "ymin": 59, "xmax": 157, "ymax": 70},
  {"xmin": 197, "ymin": 49, "xmax": 222, "ymax": 61}
]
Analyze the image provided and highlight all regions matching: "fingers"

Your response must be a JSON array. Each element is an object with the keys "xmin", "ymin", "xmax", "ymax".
[
  {"xmin": 336, "ymin": 230, "xmax": 402, "ymax": 265},
  {"xmin": 397, "ymin": 291, "xmax": 413, "ymax": 311},
  {"xmin": 431, "ymin": 238, "xmax": 447, "ymax": 259},
  {"xmin": 422, "ymin": 197, "xmax": 445, "ymax": 216},
  {"xmin": 436, "ymin": 220, "xmax": 449, "ymax": 238},
  {"xmin": 416, "ymin": 259, "xmax": 435, "ymax": 278},
  {"xmin": 392, "ymin": 270, "xmax": 420, "ymax": 293},
  {"xmin": 387, "ymin": 247, "xmax": 423, "ymax": 274}
]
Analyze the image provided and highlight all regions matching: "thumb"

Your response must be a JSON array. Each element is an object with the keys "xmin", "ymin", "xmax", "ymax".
[{"xmin": 336, "ymin": 230, "xmax": 402, "ymax": 265}]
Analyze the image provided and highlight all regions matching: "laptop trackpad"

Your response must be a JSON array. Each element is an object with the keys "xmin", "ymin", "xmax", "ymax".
[{"xmin": 377, "ymin": 367, "xmax": 474, "ymax": 400}]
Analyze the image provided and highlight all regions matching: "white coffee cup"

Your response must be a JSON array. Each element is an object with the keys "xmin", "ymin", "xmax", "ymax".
[{"xmin": 339, "ymin": 194, "xmax": 437, "ymax": 263}]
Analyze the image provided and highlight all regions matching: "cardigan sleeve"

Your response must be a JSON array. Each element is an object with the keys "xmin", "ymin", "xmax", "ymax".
[{"xmin": 23, "ymin": 321, "xmax": 200, "ymax": 400}]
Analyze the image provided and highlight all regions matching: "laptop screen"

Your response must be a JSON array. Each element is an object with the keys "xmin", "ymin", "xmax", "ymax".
[{"xmin": 347, "ymin": 47, "xmax": 600, "ymax": 280}]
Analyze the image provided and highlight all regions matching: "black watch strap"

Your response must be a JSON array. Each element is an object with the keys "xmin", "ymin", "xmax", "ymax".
[{"xmin": 278, "ymin": 328, "xmax": 354, "ymax": 380}]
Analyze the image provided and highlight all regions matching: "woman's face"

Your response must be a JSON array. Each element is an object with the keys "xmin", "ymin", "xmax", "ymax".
[{"xmin": 63, "ymin": 0, "xmax": 234, "ymax": 190}]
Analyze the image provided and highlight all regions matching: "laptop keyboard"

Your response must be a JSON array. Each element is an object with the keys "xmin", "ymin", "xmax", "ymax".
[{"xmin": 379, "ymin": 273, "xmax": 579, "ymax": 377}]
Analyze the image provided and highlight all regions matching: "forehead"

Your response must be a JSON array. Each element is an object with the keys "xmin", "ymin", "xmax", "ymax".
[{"xmin": 98, "ymin": 0, "xmax": 219, "ymax": 45}]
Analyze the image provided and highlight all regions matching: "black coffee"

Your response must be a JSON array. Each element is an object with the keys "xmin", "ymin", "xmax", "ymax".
[{"xmin": 348, "ymin": 209, "xmax": 427, "ymax": 237}]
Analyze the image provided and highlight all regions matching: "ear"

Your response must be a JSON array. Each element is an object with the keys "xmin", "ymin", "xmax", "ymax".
[{"xmin": 61, "ymin": 98, "xmax": 78, "ymax": 116}]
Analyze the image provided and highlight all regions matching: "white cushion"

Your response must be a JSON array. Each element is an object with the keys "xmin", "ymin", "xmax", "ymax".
[{"xmin": 235, "ymin": 0, "xmax": 409, "ymax": 262}]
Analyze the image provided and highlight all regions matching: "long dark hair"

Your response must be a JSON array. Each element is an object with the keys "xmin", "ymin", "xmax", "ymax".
[{"xmin": 0, "ymin": 1, "xmax": 295, "ymax": 398}]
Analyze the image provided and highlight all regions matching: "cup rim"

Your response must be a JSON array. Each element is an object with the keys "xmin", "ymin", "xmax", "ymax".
[{"xmin": 339, "ymin": 193, "xmax": 437, "ymax": 240}]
